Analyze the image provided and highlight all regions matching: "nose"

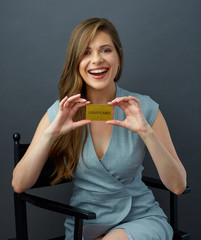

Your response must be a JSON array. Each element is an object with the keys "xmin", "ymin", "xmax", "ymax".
[{"xmin": 91, "ymin": 52, "xmax": 104, "ymax": 64}]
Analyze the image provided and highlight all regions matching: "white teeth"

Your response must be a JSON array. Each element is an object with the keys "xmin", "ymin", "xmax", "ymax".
[{"xmin": 89, "ymin": 69, "xmax": 107, "ymax": 74}]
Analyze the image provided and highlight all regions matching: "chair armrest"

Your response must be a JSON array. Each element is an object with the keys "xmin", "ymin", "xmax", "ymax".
[
  {"xmin": 20, "ymin": 193, "xmax": 96, "ymax": 220},
  {"xmin": 142, "ymin": 176, "xmax": 191, "ymax": 194}
]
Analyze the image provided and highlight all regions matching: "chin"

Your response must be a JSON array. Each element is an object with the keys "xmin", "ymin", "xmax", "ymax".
[{"xmin": 88, "ymin": 80, "xmax": 113, "ymax": 91}]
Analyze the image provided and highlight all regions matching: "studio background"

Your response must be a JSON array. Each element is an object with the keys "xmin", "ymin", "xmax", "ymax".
[{"xmin": 1, "ymin": 0, "xmax": 201, "ymax": 239}]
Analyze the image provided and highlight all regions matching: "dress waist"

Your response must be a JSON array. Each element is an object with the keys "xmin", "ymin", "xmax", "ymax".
[{"xmin": 72, "ymin": 185, "xmax": 131, "ymax": 201}]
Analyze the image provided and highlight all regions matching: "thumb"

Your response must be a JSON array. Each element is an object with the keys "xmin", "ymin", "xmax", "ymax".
[{"xmin": 106, "ymin": 120, "xmax": 124, "ymax": 127}]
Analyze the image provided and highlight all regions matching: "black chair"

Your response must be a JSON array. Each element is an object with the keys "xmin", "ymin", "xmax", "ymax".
[
  {"xmin": 12, "ymin": 133, "xmax": 96, "ymax": 240},
  {"xmin": 142, "ymin": 176, "xmax": 191, "ymax": 240},
  {"xmin": 11, "ymin": 133, "xmax": 191, "ymax": 240}
]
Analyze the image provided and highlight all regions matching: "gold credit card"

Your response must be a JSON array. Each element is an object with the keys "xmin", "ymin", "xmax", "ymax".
[{"xmin": 86, "ymin": 104, "xmax": 113, "ymax": 121}]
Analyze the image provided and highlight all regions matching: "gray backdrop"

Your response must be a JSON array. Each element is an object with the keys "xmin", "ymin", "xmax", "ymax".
[{"xmin": 1, "ymin": 0, "xmax": 201, "ymax": 239}]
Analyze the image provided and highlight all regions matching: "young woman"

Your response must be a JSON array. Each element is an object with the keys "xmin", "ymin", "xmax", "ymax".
[{"xmin": 12, "ymin": 18, "xmax": 186, "ymax": 240}]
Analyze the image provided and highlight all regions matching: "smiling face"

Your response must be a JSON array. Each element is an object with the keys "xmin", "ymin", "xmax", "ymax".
[{"xmin": 79, "ymin": 31, "xmax": 120, "ymax": 92}]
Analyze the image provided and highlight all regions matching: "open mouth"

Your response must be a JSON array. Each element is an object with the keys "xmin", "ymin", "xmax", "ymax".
[{"xmin": 88, "ymin": 68, "xmax": 109, "ymax": 76}]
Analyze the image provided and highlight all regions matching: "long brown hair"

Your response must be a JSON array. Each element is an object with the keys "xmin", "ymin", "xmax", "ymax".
[{"xmin": 50, "ymin": 18, "xmax": 123, "ymax": 184}]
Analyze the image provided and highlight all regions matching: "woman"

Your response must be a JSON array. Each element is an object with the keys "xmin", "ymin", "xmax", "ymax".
[{"xmin": 12, "ymin": 18, "xmax": 186, "ymax": 240}]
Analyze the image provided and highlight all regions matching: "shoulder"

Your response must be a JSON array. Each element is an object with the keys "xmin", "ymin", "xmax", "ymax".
[
  {"xmin": 47, "ymin": 100, "xmax": 59, "ymax": 123},
  {"xmin": 116, "ymin": 85, "xmax": 159, "ymax": 126},
  {"xmin": 117, "ymin": 84, "xmax": 150, "ymax": 99},
  {"xmin": 116, "ymin": 85, "xmax": 158, "ymax": 107}
]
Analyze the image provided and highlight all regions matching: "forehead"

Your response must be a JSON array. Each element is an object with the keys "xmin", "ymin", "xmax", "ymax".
[{"xmin": 88, "ymin": 31, "xmax": 114, "ymax": 48}]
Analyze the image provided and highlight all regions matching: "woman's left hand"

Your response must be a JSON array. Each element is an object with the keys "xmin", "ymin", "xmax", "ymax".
[{"xmin": 107, "ymin": 96, "xmax": 151, "ymax": 134}]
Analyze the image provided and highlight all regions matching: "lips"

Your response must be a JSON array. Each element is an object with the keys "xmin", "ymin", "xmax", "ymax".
[
  {"xmin": 89, "ymin": 68, "xmax": 108, "ymax": 75},
  {"xmin": 87, "ymin": 67, "xmax": 109, "ymax": 79}
]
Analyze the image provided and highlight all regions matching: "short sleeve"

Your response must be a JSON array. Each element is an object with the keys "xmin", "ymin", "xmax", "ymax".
[
  {"xmin": 47, "ymin": 100, "xmax": 59, "ymax": 123},
  {"xmin": 115, "ymin": 85, "xmax": 159, "ymax": 127},
  {"xmin": 141, "ymin": 96, "xmax": 159, "ymax": 126}
]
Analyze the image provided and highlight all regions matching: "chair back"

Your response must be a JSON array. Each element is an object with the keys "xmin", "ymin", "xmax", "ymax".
[{"xmin": 13, "ymin": 133, "xmax": 69, "ymax": 189}]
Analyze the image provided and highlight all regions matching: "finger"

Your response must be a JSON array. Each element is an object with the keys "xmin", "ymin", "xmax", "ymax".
[
  {"xmin": 129, "ymin": 96, "xmax": 140, "ymax": 103},
  {"xmin": 64, "ymin": 94, "xmax": 85, "ymax": 109},
  {"xmin": 59, "ymin": 96, "xmax": 68, "ymax": 111},
  {"xmin": 71, "ymin": 99, "xmax": 87, "ymax": 109},
  {"xmin": 117, "ymin": 101, "xmax": 128, "ymax": 111},
  {"xmin": 70, "ymin": 100, "xmax": 90, "ymax": 109},
  {"xmin": 108, "ymin": 99, "xmax": 124, "ymax": 106},
  {"xmin": 108, "ymin": 97, "xmax": 133, "ymax": 105},
  {"xmin": 118, "ymin": 96, "xmax": 138, "ymax": 104},
  {"xmin": 69, "ymin": 101, "xmax": 90, "ymax": 117},
  {"xmin": 114, "ymin": 97, "xmax": 131, "ymax": 102},
  {"xmin": 72, "ymin": 120, "xmax": 91, "ymax": 129},
  {"xmin": 75, "ymin": 98, "xmax": 88, "ymax": 103},
  {"xmin": 108, "ymin": 100, "xmax": 130, "ymax": 112},
  {"xmin": 111, "ymin": 96, "xmax": 140, "ymax": 103},
  {"xmin": 63, "ymin": 94, "xmax": 81, "ymax": 108},
  {"xmin": 67, "ymin": 94, "xmax": 81, "ymax": 103},
  {"xmin": 110, "ymin": 98, "xmax": 140, "ymax": 110},
  {"xmin": 106, "ymin": 120, "xmax": 124, "ymax": 127},
  {"xmin": 109, "ymin": 97, "xmax": 123, "ymax": 104},
  {"xmin": 129, "ymin": 98, "xmax": 141, "ymax": 109}
]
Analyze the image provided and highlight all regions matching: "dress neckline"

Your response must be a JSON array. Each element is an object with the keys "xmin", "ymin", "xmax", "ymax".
[
  {"xmin": 88, "ymin": 121, "xmax": 115, "ymax": 161},
  {"xmin": 87, "ymin": 84, "xmax": 119, "ymax": 161}
]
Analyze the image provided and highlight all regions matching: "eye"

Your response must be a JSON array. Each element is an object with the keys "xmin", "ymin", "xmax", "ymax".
[
  {"xmin": 84, "ymin": 51, "xmax": 91, "ymax": 55},
  {"xmin": 101, "ymin": 49, "xmax": 112, "ymax": 53}
]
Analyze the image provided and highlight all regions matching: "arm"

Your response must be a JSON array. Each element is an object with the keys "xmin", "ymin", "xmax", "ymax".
[
  {"xmin": 139, "ymin": 109, "xmax": 186, "ymax": 195},
  {"xmin": 107, "ymin": 97, "xmax": 186, "ymax": 195},
  {"xmin": 12, "ymin": 95, "xmax": 90, "ymax": 193},
  {"xmin": 12, "ymin": 112, "xmax": 54, "ymax": 193}
]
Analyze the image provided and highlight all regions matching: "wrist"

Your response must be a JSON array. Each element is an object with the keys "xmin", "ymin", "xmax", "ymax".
[
  {"xmin": 137, "ymin": 125, "xmax": 154, "ymax": 139},
  {"xmin": 43, "ymin": 128, "xmax": 58, "ymax": 143}
]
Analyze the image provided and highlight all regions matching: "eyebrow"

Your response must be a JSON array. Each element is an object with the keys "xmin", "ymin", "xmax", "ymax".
[{"xmin": 86, "ymin": 44, "xmax": 113, "ymax": 49}]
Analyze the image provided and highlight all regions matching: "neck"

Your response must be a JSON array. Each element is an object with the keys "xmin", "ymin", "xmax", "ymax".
[{"xmin": 86, "ymin": 83, "xmax": 116, "ymax": 104}]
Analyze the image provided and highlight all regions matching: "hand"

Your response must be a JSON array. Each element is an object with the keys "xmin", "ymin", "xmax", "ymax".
[
  {"xmin": 107, "ymin": 96, "xmax": 151, "ymax": 134},
  {"xmin": 46, "ymin": 94, "xmax": 91, "ymax": 137}
]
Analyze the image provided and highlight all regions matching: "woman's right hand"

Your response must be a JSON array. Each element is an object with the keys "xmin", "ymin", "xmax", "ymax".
[
  {"xmin": 12, "ymin": 94, "xmax": 90, "ymax": 193},
  {"xmin": 45, "ymin": 94, "xmax": 91, "ymax": 137}
]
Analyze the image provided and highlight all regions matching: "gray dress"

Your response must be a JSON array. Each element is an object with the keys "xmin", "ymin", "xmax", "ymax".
[{"xmin": 48, "ymin": 85, "xmax": 173, "ymax": 240}]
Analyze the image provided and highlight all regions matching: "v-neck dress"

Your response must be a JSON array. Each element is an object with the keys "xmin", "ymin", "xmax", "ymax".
[{"xmin": 48, "ymin": 85, "xmax": 173, "ymax": 240}]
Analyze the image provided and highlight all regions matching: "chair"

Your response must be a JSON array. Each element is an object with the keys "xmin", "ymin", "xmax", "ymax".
[
  {"xmin": 142, "ymin": 176, "xmax": 191, "ymax": 240},
  {"xmin": 11, "ymin": 133, "xmax": 191, "ymax": 240},
  {"xmin": 12, "ymin": 133, "xmax": 96, "ymax": 240}
]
